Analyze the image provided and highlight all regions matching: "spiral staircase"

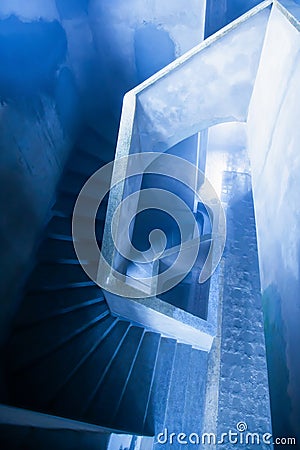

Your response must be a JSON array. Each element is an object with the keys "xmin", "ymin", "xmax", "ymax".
[{"xmin": 3, "ymin": 129, "xmax": 209, "ymax": 449}]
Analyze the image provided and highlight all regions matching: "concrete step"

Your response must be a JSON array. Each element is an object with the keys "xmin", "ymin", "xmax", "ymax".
[
  {"xmin": 85, "ymin": 326, "xmax": 145, "ymax": 430},
  {"xmin": 145, "ymin": 337, "xmax": 177, "ymax": 435},
  {"xmin": 53, "ymin": 192, "xmax": 108, "ymax": 219},
  {"xmin": 113, "ymin": 332, "xmax": 161, "ymax": 433},
  {"xmin": 27, "ymin": 280, "xmax": 96, "ymax": 292},
  {"xmin": 50, "ymin": 320, "xmax": 130, "ymax": 420},
  {"xmin": 11, "ymin": 315, "xmax": 116, "ymax": 410},
  {"xmin": 156, "ymin": 343, "xmax": 192, "ymax": 449},
  {"xmin": 46, "ymin": 213, "xmax": 105, "ymax": 240},
  {"xmin": 68, "ymin": 149, "xmax": 107, "ymax": 178},
  {"xmin": 14, "ymin": 294, "xmax": 105, "ymax": 329},
  {"xmin": 59, "ymin": 170, "xmax": 109, "ymax": 197},
  {"xmin": 16, "ymin": 285, "xmax": 104, "ymax": 325},
  {"xmin": 8, "ymin": 302, "xmax": 109, "ymax": 373},
  {"xmin": 59, "ymin": 171, "xmax": 88, "ymax": 196},
  {"xmin": 27, "ymin": 262, "xmax": 93, "ymax": 290},
  {"xmin": 38, "ymin": 236, "xmax": 102, "ymax": 264},
  {"xmin": 181, "ymin": 349, "xmax": 208, "ymax": 448},
  {"xmin": 77, "ymin": 127, "xmax": 115, "ymax": 162}
]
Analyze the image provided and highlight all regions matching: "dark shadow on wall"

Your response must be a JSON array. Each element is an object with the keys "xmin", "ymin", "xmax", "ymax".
[
  {"xmin": 55, "ymin": 0, "xmax": 90, "ymax": 19},
  {"xmin": 205, "ymin": 0, "xmax": 262, "ymax": 37},
  {"xmin": 226, "ymin": 0, "xmax": 262, "ymax": 23},
  {"xmin": 134, "ymin": 24, "xmax": 175, "ymax": 83},
  {"xmin": 205, "ymin": 0, "xmax": 227, "ymax": 36},
  {"xmin": 55, "ymin": 67, "xmax": 82, "ymax": 136},
  {"xmin": 0, "ymin": 16, "xmax": 67, "ymax": 102},
  {"xmin": 0, "ymin": 15, "xmax": 78, "ymax": 391},
  {"xmin": 0, "ymin": 170, "xmax": 40, "ymax": 401}
]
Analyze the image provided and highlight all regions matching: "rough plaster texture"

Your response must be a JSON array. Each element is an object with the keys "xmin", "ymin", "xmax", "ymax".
[{"xmin": 217, "ymin": 171, "xmax": 272, "ymax": 448}]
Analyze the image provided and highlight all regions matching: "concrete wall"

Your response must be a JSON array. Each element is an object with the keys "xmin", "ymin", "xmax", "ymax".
[
  {"xmin": 0, "ymin": 1, "xmax": 208, "ymax": 392},
  {"xmin": 75, "ymin": 0, "xmax": 207, "ymax": 137},
  {"xmin": 0, "ymin": 12, "xmax": 79, "ymax": 352},
  {"xmin": 248, "ymin": 4, "xmax": 300, "ymax": 441}
]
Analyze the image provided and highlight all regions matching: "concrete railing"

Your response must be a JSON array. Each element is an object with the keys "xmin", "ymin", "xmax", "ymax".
[{"xmin": 100, "ymin": 0, "xmax": 273, "ymax": 351}]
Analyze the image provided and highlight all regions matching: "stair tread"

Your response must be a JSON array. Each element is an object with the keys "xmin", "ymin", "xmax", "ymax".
[
  {"xmin": 112, "ymin": 331, "xmax": 161, "ymax": 433},
  {"xmin": 38, "ymin": 237, "xmax": 102, "ymax": 264},
  {"xmin": 162, "ymin": 343, "xmax": 193, "ymax": 434},
  {"xmin": 76, "ymin": 127, "xmax": 114, "ymax": 162},
  {"xmin": 50, "ymin": 320, "xmax": 131, "ymax": 419},
  {"xmin": 8, "ymin": 303, "xmax": 109, "ymax": 372},
  {"xmin": 53, "ymin": 191, "xmax": 108, "ymax": 219},
  {"xmin": 14, "ymin": 295, "xmax": 106, "ymax": 328},
  {"xmin": 182, "ymin": 348, "xmax": 208, "ymax": 434},
  {"xmin": 28, "ymin": 281, "xmax": 97, "ymax": 292},
  {"xmin": 68, "ymin": 148, "xmax": 106, "ymax": 176},
  {"xmin": 16, "ymin": 285, "xmax": 104, "ymax": 325},
  {"xmin": 48, "ymin": 214, "xmax": 105, "ymax": 236},
  {"xmin": 11, "ymin": 315, "xmax": 116, "ymax": 410},
  {"xmin": 145, "ymin": 337, "xmax": 177, "ymax": 434},
  {"xmin": 27, "ymin": 262, "xmax": 93, "ymax": 290},
  {"xmin": 85, "ymin": 326, "xmax": 145, "ymax": 426}
]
